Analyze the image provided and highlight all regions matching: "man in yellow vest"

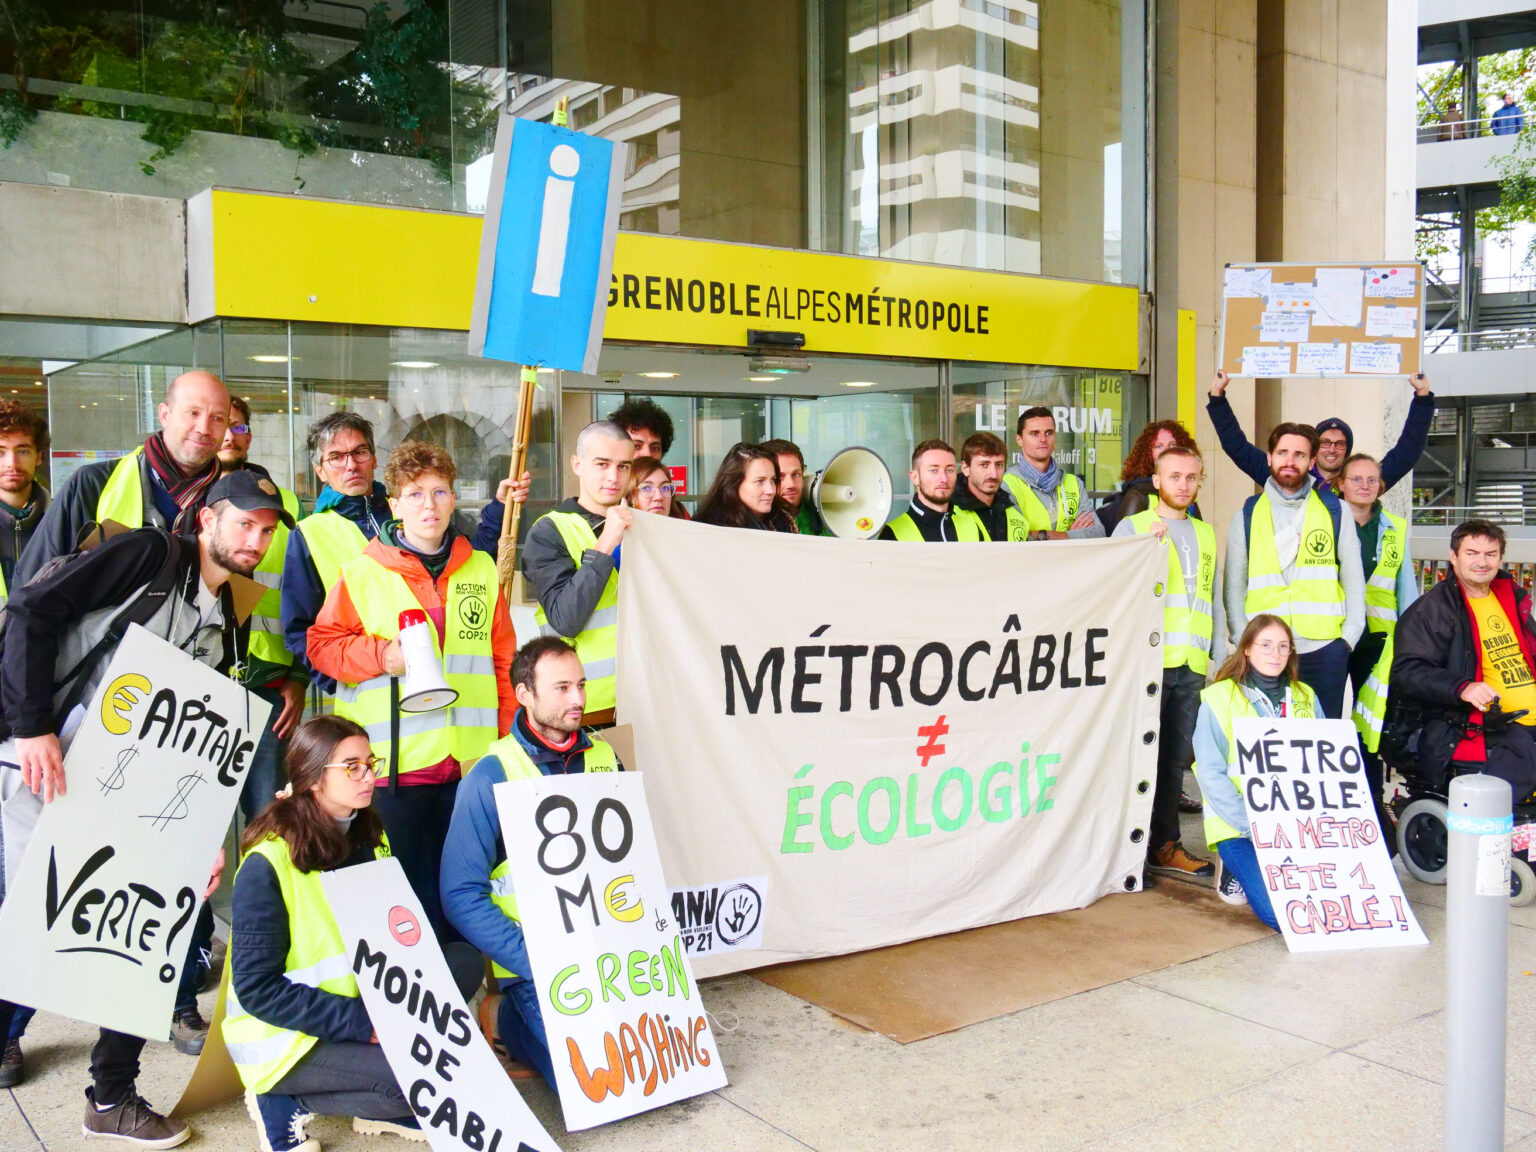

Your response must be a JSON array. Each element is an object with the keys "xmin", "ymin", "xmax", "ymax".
[
  {"xmin": 15, "ymin": 370, "xmax": 230, "ymax": 584},
  {"xmin": 217, "ymin": 398, "xmax": 306, "ymax": 822},
  {"xmin": 521, "ymin": 421, "xmax": 634, "ymax": 723},
  {"xmin": 952, "ymin": 432, "xmax": 1028, "ymax": 540},
  {"xmin": 879, "ymin": 440, "xmax": 988, "ymax": 541},
  {"xmin": 1113, "ymin": 445, "xmax": 1218, "ymax": 878},
  {"xmin": 308, "ymin": 441, "xmax": 516, "ymax": 938},
  {"xmin": 0, "ymin": 401, "xmax": 50, "ymax": 610},
  {"xmin": 441, "ymin": 636, "xmax": 621, "ymax": 1090},
  {"xmin": 1224, "ymin": 423, "xmax": 1365, "ymax": 719},
  {"xmin": 1000, "ymin": 407, "xmax": 1101, "ymax": 539},
  {"xmin": 1337, "ymin": 453, "xmax": 1417, "ymax": 839}
]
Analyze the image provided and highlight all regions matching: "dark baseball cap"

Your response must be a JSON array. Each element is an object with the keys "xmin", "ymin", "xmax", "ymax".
[{"xmin": 206, "ymin": 470, "xmax": 295, "ymax": 528}]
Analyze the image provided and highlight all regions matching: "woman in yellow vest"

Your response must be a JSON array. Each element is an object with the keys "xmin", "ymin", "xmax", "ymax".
[
  {"xmin": 224, "ymin": 716, "xmax": 414, "ymax": 1151},
  {"xmin": 308, "ymin": 442, "xmax": 515, "ymax": 940},
  {"xmin": 1334, "ymin": 453, "xmax": 1417, "ymax": 842},
  {"xmin": 1191, "ymin": 614, "xmax": 1320, "ymax": 930}
]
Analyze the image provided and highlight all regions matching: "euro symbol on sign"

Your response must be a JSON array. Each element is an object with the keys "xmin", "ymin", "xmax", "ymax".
[
  {"xmin": 604, "ymin": 874, "xmax": 644, "ymax": 923},
  {"xmin": 100, "ymin": 672, "xmax": 151, "ymax": 735}
]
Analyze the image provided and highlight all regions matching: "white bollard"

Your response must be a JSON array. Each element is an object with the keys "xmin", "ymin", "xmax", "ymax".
[{"xmin": 1444, "ymin": 772, "xmax": 1512, "ymax": 1151}]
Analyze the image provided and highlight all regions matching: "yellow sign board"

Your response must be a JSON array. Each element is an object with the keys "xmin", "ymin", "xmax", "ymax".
[{"xmin": 192, "ymin": 190, "xmax": 1140, "ymax": 371}]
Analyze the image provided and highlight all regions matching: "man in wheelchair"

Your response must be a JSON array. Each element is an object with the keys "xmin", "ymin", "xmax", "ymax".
[{"xmin": 1382, "ymin": 518, "xmax": 1536, "ymax": 900}]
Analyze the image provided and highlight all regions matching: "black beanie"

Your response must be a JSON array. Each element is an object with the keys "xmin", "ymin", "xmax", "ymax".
[{"xmin": 1314, "ymin": 417, "xmax": 1354, "ymax": 453}]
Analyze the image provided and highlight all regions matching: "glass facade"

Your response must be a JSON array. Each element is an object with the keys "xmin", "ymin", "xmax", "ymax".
[{"xmin": 816, "ymin": 0, "xmax": 1139, "ymax": 284}]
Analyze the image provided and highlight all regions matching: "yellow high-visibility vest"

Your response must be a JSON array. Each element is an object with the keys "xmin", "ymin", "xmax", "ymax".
[
  {"xmin": 95, "ymin": 449, "xmax": 148, "ymax": 528},
  {"xmin": 1352, "ymin": 632, "xmax": 1393, "ymax": 753},
  {"xmin": 532, "ymin": 512, "xmax": 617, "ymax": 713},
  {"xmin": 885, "ymin": 507, "xmax": 987, "ymax": 542},
  {"xmin": 1244, "ymin": 490, "xmax": 1347, "ymax": 642},
  {"xmin": 1001, "ymin": 471, "xmax": 1082, "ymax": 533},
  {"xmin": 1125, "ymin": 509, "xmax": 1217, "ymax": 675},
  {"xmin": 1364, "ymin": 509, "xmax": 1408, "ymax": 637},
  {"xmin": 475, "ymin": 734, "xmax": 618, "ymax": 979},
  {"xmin": 1199, "ymin": 678, "xmax": 1318, "ymax": 849},
  {"xmin": 245, "ymin": 487, "xmax": 301, "ymax": 670},
  {"xmin": 222, "ymin": 835, "xmax": 389, "ymax": 1092},
  {"xmin": 333, "ymin": 549, "xmax": 501, "ymax": 778},
  {"xmin": 296, "ymin": 511, "xmax": 370, "ymax": 592}
]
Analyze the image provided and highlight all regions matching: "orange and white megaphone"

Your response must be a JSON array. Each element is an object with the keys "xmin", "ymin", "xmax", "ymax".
[
  {"xmin": 812, "ymin": 446, "xmax": 893, "ymax": 539},
  {"xmin": 397, "ymin": 609, "xmax": 458, "ymax": 713}
]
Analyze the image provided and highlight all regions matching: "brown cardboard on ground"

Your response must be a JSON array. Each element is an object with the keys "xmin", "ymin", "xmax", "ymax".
[
  {"xmin": 170, "ymin": 970, "xmax": 243, "ymax": 1117},
  {"xmin": 752, "ymin": 883, "xmax": 1272, "ymax": 1044}
]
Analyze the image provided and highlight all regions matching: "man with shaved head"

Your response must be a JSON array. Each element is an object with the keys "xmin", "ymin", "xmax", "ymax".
[
  {"xmin": 521, "ymin": 420, "xmax": 634, "ymax": 722},
  {"xmin": 16, "ymin": 369, "xmax": 230, "ymax": 582}
]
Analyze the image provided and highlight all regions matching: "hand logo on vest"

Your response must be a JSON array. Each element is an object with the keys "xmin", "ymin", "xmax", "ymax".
[
  {"xmin": 1381, "ymin": 536, "xmax": 1401, "ymax": 568},
  {"xmin": 460, "ymin": 594, "xmax": 487, "ymax": 630},
  {"xmin": 1304, "ymin": 528, "xmax": 1332, "ymax": 560},
  {"xmin": 388, "ymin": 905, "xmax": 421, "ymax": 947}
]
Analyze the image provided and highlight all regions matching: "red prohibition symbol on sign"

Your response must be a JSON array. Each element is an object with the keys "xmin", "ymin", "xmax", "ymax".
[{"xmin": 388, "ymin": 905, "xmax": 421, "ymax": 947}]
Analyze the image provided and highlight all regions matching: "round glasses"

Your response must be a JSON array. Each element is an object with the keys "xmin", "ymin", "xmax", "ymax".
[
  {"xmin": 638, "ymin": 482, "xmax": 676, "ymax": 497},
  {"xmin": 1252, "ymin": 641, "xmax": 1293, "ymax": 656},
  {"xmin": 322, "ymin": 446, "xmax": 375, "ymax": 469},
  {"xmin": 398, "ymin": 488, "xmax": 453, "ymax": 507},
  {"xmin": 324, "ymin": 756, "xmax": 383, "ymax": 781}
]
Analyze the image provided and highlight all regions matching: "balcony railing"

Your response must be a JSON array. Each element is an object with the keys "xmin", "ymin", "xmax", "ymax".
[
  {"xmin": 1425, "ymin": 327, "xmax": 1536, "ymax": 353},
  {"xmin": 1415, "ymin": 114, "xmax": 1526, "ymax": 142},
  {"xmin": 1412, "ymin": 504, "xmax": 1536, "ymax": 527}
]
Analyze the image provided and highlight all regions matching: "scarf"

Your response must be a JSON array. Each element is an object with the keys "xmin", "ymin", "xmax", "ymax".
[
  {"xmin": 1265, "ymin": 477, "xmax": 1307, "ymax": 572},
  {"xmin": 143, "ymin": 431, "xmax": 219, "ymax": 531},
  {"xmin": 315, "ymin": 480, "xmax": 388, "ymax": 514},
  {"xmin": 1018, "ymin": 456, "xmax": 1063, "ymax": 495},
  {"xmin": 1245, "ymin": 669, "xmax": 1288, "ymax": 711}
]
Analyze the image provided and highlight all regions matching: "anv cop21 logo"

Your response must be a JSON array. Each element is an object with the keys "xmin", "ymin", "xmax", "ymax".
[
  {"xmin": 1304, "ymin": 528, "xmax": 1332, "ymax": 562},
  {"xmin": 1380, "ymin": 533, "xmax": 1402, "ymax": 571}
]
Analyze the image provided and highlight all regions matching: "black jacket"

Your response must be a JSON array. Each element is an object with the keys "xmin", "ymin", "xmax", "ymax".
[
  {"xmin": 951, "ymin": 478, "xmax": 1020, "ymax": 541},
  {"xmin": 521, "ymin": 498, "xmax": 615, "ymax": 639},
  {"xmin": 1385, "ymin": 570, "xmax": 1535, "ymax": 781},
  {"xmin": 15, "ymin": 454, "xmax": 172, "ymax": 586},
  {"xmin": 0, "ymin": 482, "xmax": 49, "ymax": 591}
]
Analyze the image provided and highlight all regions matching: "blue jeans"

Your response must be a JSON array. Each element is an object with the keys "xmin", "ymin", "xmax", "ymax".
[
  {"xmin": 241, "ymin": 683, "xmax": 289, "ymax": 821},
  {"xmin": 1298, "ymin": 638, "xmax": 1350, "ymax": 720},
  {"xmin": 1217, "ymin": 838, "xmax": 1281, "ymax": 932},
  {"xmin": 498, "ymin": 978, "xmax": 557, "ymax": 1090}
]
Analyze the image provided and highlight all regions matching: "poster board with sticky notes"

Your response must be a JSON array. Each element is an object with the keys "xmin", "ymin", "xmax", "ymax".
[{"xmin": 1217, "ymin": 261, "xmax": 1423, "ymax": 378}]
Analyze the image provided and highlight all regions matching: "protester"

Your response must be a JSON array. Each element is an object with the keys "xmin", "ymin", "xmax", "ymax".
[
  {"xmin": 762, "ymin": 438, "xmax": 829, "ymax": 536},
  {"xmin": 608, "ymin": 397, "xmax": 675, "ymax": 461},
  {"xmin": 1113, "ymin": 446, "xmax": 1216, "ymax": 877},
  {"xmin": 880, "ymin": 440, "xmax": 987, "ymax": 541},
  {"xmin": 695, "ymin": 443, "xmax": 798, "ymax": 531},
  {"xmin": 0, "ymin": 471, "xmax": 289, "ymax": 1146},
  {"xmin": 1000, "ymin": 407, "xmax": 1100, "ymax": 539},
  {"xmin": 522, "ymin": 421, "xmax": 633, "ymax": 722},
  {"xmin": 1193, "ymin": 615, "xmax": 1319, "ymax": 925},
  {"xmin": 624, "ymin": 456, "xmax": 687, "ymax": 520},
  {"xmin": 225, "ymin": 716, "xmax": 482, "ymax": 1151},
  {"xmin": 1491, "ymin": 91, "xmax": 1525, "ymax": 136},
  {"xmin": 0, "ymin": 400, "xmax": 49, "ymax": 605},
  {"xmin": 952, "ymin": 432, "xmax": 1026, "ymax": 541},
  {"xmin": 1223, "ymin": 422, "xmax": 1364, "ymax": 719},
  {"xmin": 441, "ymin": 637, "xmax": 622, "ymax": 1091},
  {"xmin": 215, "ymin": 398, "xmax": 308, "ymax": 825},
  {"xmin": 1096, "ymin": 419, "xmax": 1202, "ymax": 535},
  {"xmin": 17, "ymin": 370, "xmax": 230, "ymax": 584},
  {"xmin": 307, "ymin": 441, "xmax": 515, "ymax": 937},
  {"xmin": 1206, "ymin": 370, "xmax": 1435, "ymax": 495},
  {"xmin": 1387, "ymin": 519, "xmax": 1536, "ymax": 802},
  {"xmin": 1335, "ymin": 453, "xmax": 1416, "ymax": 837}
]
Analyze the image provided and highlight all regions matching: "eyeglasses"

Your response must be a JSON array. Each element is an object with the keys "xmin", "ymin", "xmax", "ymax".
[
  {"xmin": 638, "ymin": 482, "xmax": 676, "ymax": 497},
  {"xmin": 1252, "ymin": 641, "xmax": 1293, "ymax": 655},
  {"xmin": 228, "ymin": 423, "xmax": 251, "ymax": 436},
  {"xmin": 1343, "ymin": 476, "xmax": 1380, "ymax": 487},
  {"xmin": 398, "ymin": 488, "xmax": 453, "ymax": 507},
  {"xmin": 322, "ymin": 446, "xmax": 375, "ymax": 469},
  {"xmin": 323, "ymin": 756, "xmax": 383, "ymax": 780}
]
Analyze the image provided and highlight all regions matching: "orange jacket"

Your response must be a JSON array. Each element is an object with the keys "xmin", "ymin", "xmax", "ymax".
[{"xmin": 307, "ymin": 534, "xmax": 516, "ymax": 737}]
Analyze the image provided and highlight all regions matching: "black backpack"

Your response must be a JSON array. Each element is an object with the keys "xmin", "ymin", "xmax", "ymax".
[{"xmin": 0, "ymin": 527, "xmax": 194, "ymax": 731}]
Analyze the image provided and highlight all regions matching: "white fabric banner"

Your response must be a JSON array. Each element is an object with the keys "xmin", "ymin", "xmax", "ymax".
[
  {"xmin": 0, "ymin": 625, "xmax": 271, "ymax": 1038},
  {"xmin": 617, "ymin": 516, "xmax": 1165, "ymax": 976},
  {"xmin": 322, "ymin": 858, "xmax": 560, "ymax": 1152},
  {"xmin": 496, "ymin": 773, "xmax": 727, "ymax": 1130},
  {"xmin": 1232, "ymin": 717, "xmax": 1427, "ymax": 951}
]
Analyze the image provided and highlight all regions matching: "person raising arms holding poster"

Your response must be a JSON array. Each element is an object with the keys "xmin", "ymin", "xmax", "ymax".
[
  {"xmin": 1192, "ymin": 615, "xmax": 1320, "ymax": 926},
  {"xmin": 307, "ymin": 442, "xmax": 515, "ymax": 940},
  {"xmin": 440, "ymin": 637, "xmax": 621, "ymax": 1091},
  {"xmin": 695, "ymin": 443, "xmax": 798, "ymax": 531},
  {"xmin": 879, "ymin": 440, "xmax": 988, "ymax": 542}
]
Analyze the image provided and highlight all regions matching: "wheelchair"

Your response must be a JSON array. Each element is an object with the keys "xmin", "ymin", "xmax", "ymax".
[{"xmin": 1382, "ymin": 701, "xmax": 1536, "ymax": 907}]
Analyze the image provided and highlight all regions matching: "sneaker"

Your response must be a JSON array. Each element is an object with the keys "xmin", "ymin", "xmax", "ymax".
[
  {"xmin": 82, "ymin": 1088, "xmax": 190, "ymax": 1148},
  {"xmin": 1149, "ymin": 840, "xmax": 1216, "ymax": 878},
  {"xmin": 169, "ymin": 1006, "xmax": 208, "ymax": 1056},
  {"xmin": 1179, "ymin": 790, "xmax": 1203, "ymax": 813},
  {"xmin": 245, "ymin": 1091, "xmax": 318, "ymax": 1152},
  {"xmin": 1216, "ymin": 858, "xmax": 1248, "ymax": 905},
  {"xmin": 0, "ymin": 1038, "xmax": 23, "ymax": 1089},
  {"xmin": 353, "ymin": 1115, "xmax": 428, "ymax": 1142}
]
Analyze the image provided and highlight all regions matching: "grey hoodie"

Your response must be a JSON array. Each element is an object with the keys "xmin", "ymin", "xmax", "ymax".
[{"xmin": 1223, "ymin": 477, "xmax": 1364, "ymax": 653}]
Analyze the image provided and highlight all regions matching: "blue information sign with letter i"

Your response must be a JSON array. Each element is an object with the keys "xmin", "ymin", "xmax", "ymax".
[{"xmin": 469, "ymin": 113, "xmax": 627, "ymax": 374}]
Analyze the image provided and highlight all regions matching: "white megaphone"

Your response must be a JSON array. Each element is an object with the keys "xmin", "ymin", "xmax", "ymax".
[
  {"xmin": 812, "ymin": 446, "xmax": 894, "ymax": 539},
  {"xmin": 396, "ymin": 609, "xmax": 458, "ymax": 713}
]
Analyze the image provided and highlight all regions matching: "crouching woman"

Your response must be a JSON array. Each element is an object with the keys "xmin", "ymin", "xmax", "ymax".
[
  {"xmin": 223, "ymin": 716, "xmax": 420, "ymax": 1152},
  {"xmin": 1193, "ymin": 614, "xmax": 1319, "ymax": 931}
]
